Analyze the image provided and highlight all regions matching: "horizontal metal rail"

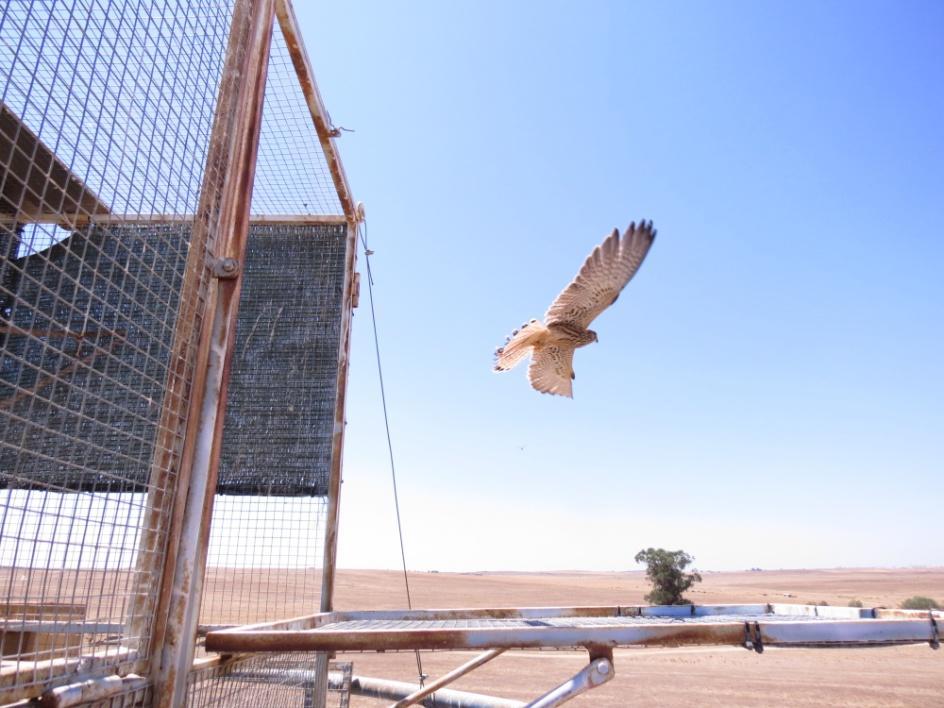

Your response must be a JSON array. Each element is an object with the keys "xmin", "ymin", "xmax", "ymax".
[
  {"xmin": 205, "ymin": 604, "xmax": 943, "ymax": 654},
  {"xmin": 0, "ymin": 213, "xmax": 348, "ymax": 226},
  {"xmin": 0, "ymin": 620, "xmax": 126, "ymax": 634}
]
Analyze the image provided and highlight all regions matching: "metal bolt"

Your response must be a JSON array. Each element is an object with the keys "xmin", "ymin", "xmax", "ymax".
[{"xmin": 210, "ymin": 257, "xmax": 240, "ymax": 279}]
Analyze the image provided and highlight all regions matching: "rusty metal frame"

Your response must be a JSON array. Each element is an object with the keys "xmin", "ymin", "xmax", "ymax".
[
  {"xmin": 205, "ymin": 604, "xmax": 944, "ymax": 654},
  {"xmin": 1, "ymin": 0, "xmax": 359, "ymax": 704},
  {"xmin": 1, "ymin": 214, "xmax": 349, "ymax": 226},
  {"xmin": 125, "ymin": 0, "xmax": 260, "ymax": 662},
  {"xmin": 142, "ymin": 0, "xmax": 278, "ymax": 705}
]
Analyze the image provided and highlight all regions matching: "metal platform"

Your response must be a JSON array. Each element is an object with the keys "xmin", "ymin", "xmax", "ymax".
[{"xmin": 205, "ymin": 603, "xmax": 942, "ymax": 654}]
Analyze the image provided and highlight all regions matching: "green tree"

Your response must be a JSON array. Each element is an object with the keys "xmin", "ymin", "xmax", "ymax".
[
  {"xmin": 635, "ymin": 548, "xmax": 702, "ymax": 605},
  {"xmin": 900, "ymin": 596, "xmax": 940, "ymax": 610}
]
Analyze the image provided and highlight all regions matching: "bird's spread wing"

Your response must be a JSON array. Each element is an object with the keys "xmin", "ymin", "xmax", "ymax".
[
  {"xmin": 528, "ymin": 344, "xmax": 576, "ymax": 398},
  {"xmin": 545, "ymin": 221, "xmax": 656, "ymax": 330}
]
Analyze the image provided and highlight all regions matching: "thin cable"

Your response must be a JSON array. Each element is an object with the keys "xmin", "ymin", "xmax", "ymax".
[{"xmin": 359, "ymin": 220, "xmax": 426, "ymax": 686}]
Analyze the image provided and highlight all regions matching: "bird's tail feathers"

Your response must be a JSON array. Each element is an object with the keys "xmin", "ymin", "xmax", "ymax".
[{"xmin": 494, "ymin": 319, "xmax": 546, "ymax": 372}]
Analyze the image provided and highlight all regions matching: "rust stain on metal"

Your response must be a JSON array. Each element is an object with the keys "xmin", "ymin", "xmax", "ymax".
[
  {"xmin": 148, "ymin": 0, "xmax": 277, "ymax": 705},
  {"xmin": 206, "ymin": 622, "xmax": 749, "ymax": 654},
  {"xmin": 130, "ymin": 0, "xmax": 257, "ymax": 664}
]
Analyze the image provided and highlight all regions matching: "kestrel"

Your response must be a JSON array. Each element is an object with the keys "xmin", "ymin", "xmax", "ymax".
[{"xmin": 494, "ymin": 221, "xmax": 656, "ymax": 397}]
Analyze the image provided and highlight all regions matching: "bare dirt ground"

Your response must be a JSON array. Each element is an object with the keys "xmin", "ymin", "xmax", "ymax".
[{"xmin": 328, "ymin": 567, "xmax": 944, "ymax": 707}]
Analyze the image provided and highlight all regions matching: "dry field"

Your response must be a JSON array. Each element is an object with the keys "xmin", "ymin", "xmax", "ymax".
[{"xmin": 329, "ymin": 567, "xmax": 944, "ymax": 707}]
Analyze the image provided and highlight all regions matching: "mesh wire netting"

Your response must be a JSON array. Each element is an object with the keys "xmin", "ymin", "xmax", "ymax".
[
  {"xmin": 201, "ymin": 496, "xmax": 328, "ymax": 626},
  {"xmin": 250, "ymin": 25, "xmax": 344, "ymax": 217},
  {"xmin": 1, "ymin": 0, "xmax": 351, "ymax": 703},
  {"xmin": 217, "ymin": 223, "xmax": 346, "ymax": 498},
  {"xmin": 187, "ymin": 655, "xmax": 351, "ymax": 708},
  {"xmin": 0, "ymin": 0, "xmax": 239, "ymax": 698},
  {"xmin": 200, "ymin": 223, "xmax": 346, "ymax": 626}
]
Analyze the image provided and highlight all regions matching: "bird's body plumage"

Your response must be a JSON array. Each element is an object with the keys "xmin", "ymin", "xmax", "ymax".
[{"xmin": 494, "ymin": 221, "xmax": 656, "ymax": 397}]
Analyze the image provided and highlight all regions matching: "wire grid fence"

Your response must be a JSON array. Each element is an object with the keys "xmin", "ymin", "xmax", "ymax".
[
  {"xmin": 0, "ymin": 0, "xmax": 241, "ymax": 699},
  {"xmin": 187, "ymin": 656, "xmax": 351, "ymax": 708},
  {"xmin": 250, "ymin": 24, "xmax": 344, "ymax": 217},
  {"xmin": 1, "ymin": 0, "xmax": 353, "ymax": 703},
  {"xmin": 199, "ymin": 221, "xmax": 347, "ymax": 627},
  {"xmin": 201, "ymin": 497, "xmax": 328, "ymax": 625}
]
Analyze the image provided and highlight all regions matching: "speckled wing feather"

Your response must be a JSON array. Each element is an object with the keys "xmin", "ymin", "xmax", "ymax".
[
  {"xmin": 545, "ymin": 221, "xmax": 656, "ymax": 330},
  {"xmin": 528, "ymin": 344, "xmax": 576, "ymax": 398}
]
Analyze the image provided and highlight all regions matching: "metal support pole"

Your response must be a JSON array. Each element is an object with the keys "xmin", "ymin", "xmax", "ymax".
[
  {"xmin": 330, "ymin": 674, "xmax": 523, "ymax": 708},
  {"xmin": 310, "ymin": 210, "xmax": 360, "ymax": 708},
  {"xmin": 525, "ymin": 648, "xmax": 615, "ymax": 708},
  {"xmin": 148, "ymin": 0, "xmax": 276, "ymax": 705}
]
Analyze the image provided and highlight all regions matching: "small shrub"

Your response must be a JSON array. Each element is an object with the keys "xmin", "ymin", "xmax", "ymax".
[
  {"xmin": 848, "ymin": 599, "xmax": 863, "ymax": 608},
  {"xmin": 900, "ymin": 596, "xmax": 940, "ymax": 610}
]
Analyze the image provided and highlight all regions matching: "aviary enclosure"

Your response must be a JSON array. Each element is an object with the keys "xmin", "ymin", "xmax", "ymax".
[
  {"xmin": 1, "ymin": 2, "xmax": 939, "ymax": 707},
  {"xmin": 1, "ymin": 0, "xmax": 355, "ymax": 704}
]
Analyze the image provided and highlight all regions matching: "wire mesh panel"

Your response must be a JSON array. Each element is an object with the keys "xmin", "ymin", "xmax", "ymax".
[
  {"xmin": 1, "ymin": 0, "xmax": 356, "ymax": 703},
  {"xmin": 201, "ymin": 222, "xmax": 347, "ymax": 626},
  {"xmin": 0, "ymin": 0, "xmax": 239, "ymax": 700},
  {"xmin": 186, "ymin": 655, "xmax": 351, "ymax": 708},
  {"xmin": 250, "ymin": 23, "xmax": 344, "ymax": 218}
]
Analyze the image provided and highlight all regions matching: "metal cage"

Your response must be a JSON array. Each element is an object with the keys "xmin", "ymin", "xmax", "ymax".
[{"xmin": 0, "ymin": 0, "xmax": 357, "ymax": 705}]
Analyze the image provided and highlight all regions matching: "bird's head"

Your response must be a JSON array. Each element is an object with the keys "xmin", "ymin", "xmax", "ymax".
[{"xmin": 589, "ymin": 330, "xmax": 599, "ymax": 343}]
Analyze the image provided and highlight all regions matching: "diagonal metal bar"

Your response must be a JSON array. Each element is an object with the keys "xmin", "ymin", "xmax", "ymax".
[{"xmin": 391, "ymin": 649, "xmax": 507, "ymax": 708}]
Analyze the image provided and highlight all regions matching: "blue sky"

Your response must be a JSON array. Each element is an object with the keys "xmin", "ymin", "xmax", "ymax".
[{"xmin": 294, "ymin": 1, "xmax": 943, "ymax": 571}]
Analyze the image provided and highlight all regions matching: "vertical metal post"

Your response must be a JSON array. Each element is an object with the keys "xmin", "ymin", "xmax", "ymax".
[
  {"xmin": 148, "ymin": 0, "xmax": 276, "ymax": 705},
  {"xmin": 312, "ymin": 218, "xmax": 359, "ymax": 707},
  {"xmin": 320, "ymin": 219, "xmax": 358, "ymax": 614},
  {"xmin": 125, "ymin": 0, "xmax": 258, "ymax": 654}
]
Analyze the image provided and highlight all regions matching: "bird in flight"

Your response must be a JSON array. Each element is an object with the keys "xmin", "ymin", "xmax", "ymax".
[{"xmin": 493, "ymin": 221, "xmax": 656, "ymax": 397}]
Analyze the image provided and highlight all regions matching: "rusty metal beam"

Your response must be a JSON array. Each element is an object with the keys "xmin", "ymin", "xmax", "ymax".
[
  {"xmin": 204, "ymin": 605, "xmax": 944, "ymax": 654},
  {"xmin": 127, "ymin": 0, "xmax": 260, "ymax": 661},
  {"xmin": 147, "ymin": 0, "xmax": 277, "ymax": 705},
  {"xmin": 1, "ymin": 213, "xmax": 348, "ymax": 226},
  {"xmin": 274, "ymin": 0, "xmax": 357, "ymax": 222},
  {"xmin": 0, "ymin": 103, "xmax": 110, "ymax": 221}
]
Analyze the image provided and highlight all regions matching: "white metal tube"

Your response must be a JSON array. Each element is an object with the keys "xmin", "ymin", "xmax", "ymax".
[
  {"xmin": 525, "ymin": 658, "xmax": 614, "ymax": 708},
  {"xmin": 332, "ymin": 674, "xmax": 522, "ymax": 708}
]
